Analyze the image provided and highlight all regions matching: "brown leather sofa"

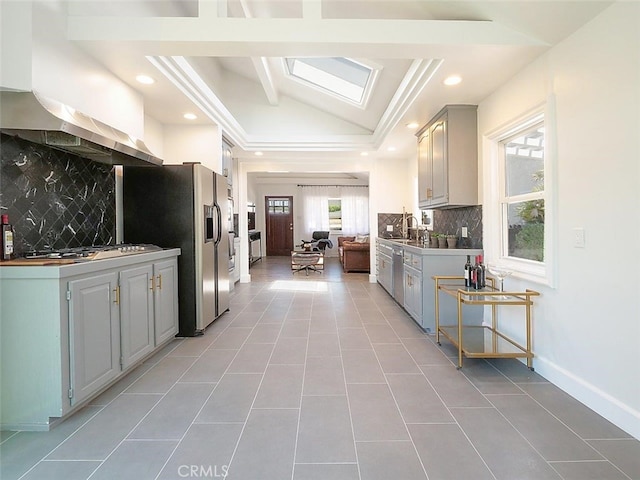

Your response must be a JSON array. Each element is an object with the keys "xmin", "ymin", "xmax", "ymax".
[{"xmin": 338, "ymin": 236, "xmax": 370, "ymax": 273}]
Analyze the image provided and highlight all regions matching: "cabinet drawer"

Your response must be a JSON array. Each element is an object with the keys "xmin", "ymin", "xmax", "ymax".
[{"xmin": 404, "ymin": 252, "xmax": 422, "ymax": 271}]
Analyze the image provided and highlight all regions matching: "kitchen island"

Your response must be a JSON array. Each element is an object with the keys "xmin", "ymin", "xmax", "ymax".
[
  {"xmin": 0, "ymin": 248, "xmax": 180, "ymax": 431},
  {"xmin": 376, "ymin": 238, "xmax": 483, "ymax": 332}
]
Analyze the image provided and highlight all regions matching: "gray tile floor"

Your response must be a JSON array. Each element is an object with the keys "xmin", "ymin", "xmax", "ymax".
[{"xmin": 2, "ymin": 257, "xmax": 639, "ymax": 480}]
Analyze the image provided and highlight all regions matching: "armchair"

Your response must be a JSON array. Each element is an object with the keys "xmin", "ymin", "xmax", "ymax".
[{"xmin": 300, "ymin": 231, "xmax": 333, "ymax": 251}]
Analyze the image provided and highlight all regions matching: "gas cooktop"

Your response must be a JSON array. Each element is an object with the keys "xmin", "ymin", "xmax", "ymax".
[{"xmin": 24, "ymin": 244, "xmax": 163, "ymax": 261}]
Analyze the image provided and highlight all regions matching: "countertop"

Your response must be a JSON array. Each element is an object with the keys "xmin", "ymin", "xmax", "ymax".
[
  {"xmin": 376, "ymin": 237, "xmax": 483, "ymax": 255},
  {"xmin": 0, "ymin": 248, "xmax": 181, "ymax": 280}
]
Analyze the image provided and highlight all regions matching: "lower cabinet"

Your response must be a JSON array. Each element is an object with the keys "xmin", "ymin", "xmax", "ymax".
[
  {"xmin": 378, "ymin": 252, "xmax": 393, "ymax": 294},
  {"xmin": 68, "ymin": 259, "xmax": 179, "ymax": 406},
  {"xmin": 153, "ymin": 259, "xmax": 179, "ymax": 345},
  {"xmin": 403, "ymin": 266, "xmax": 423, "ymax": 323},
  {"xmin": 68, "ymin": 272, "xmax": 121, "ymax": 407},
  {"xmin": 119, "ymin": 264, "xmax": 155, "ymax": 371},
  {"xmin": 0, "ymin": 250, "xmax": 180, "ymax": 430}
]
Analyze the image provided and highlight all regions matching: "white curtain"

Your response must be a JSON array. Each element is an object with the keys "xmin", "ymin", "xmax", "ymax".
[
  {"xmin": 341, "ymin": 186, "xmax": 369, "ymax": 235},
  {"xmin": 301, "ymin": 186, "xmax": 330, "ymax": 238}
]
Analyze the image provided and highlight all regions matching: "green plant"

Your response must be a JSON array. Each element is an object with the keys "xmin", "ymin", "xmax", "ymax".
[
  {"xmin": 512, "ymin": 169, "xmax": 544, "ymax": 261},
  {"xmin": 328, "ymin": 205, "xmax": 341, "ymax": 213}
]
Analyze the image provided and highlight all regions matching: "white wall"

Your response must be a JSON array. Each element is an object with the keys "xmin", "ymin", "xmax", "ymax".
[
  {"xmin": 479, "ymin": 2, "xmax": 640, "ymax": 438},
  {"xmin": 162, "ymin": 125, "xmax": 222, "ymax": 172},
  {"xmin": 30, "ymin": 2, "xmax": 145, "ymax": 139}
]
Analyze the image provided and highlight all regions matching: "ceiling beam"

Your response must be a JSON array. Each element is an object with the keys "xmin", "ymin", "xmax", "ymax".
[
  {"xmin": 251, "ymin": 57, "xmax": 279, "ymax": 105},
  {"xmin": 67, "ymin": 17, "xmax": 547, "ymax": 56}
]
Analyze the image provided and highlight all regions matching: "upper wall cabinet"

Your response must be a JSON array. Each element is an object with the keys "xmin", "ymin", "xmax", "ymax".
[
  {"xmin": 222, "ymin": 137, "xmax": 234, "ymax": 186},
  {"xmin": 416, "ymin": 105, "xmax": 478, "ymax": 209}
]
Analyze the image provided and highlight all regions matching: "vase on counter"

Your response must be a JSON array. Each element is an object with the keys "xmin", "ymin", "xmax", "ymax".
[
  {"xmin": 430, "ymin": 236, "xmax": 438, "ymax": 248},
  {"xmin": 437, "ymin": 236, "xmax": 447, "ymax": 248},
  {"xmin": 447, "ymin": 236, "xmax": 458, "ymax": 248}
]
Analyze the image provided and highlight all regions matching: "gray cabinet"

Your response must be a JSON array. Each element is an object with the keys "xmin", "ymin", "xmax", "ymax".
[
  {"xmin": 417, "ymin": 105, "xmax": 478, "ymax": 208},
  {"xmin": 376, "ymin": 242, "xmax": 393, "ymax": 294},
  {"xmin": 153, "ymin": 258, "xmax": 179, "ymax": 345},
  {"xmin": 404, "ymin": 266, "xmax": 422, "ymax": 323},
  {"xmin": 0, "ymin": 249, "xmax": 180, "ymax": 430},
  {"xmin": 376, "ymin": 238, "xmax": 483, "ymax": 332},
  {"xmin": 68, "ymin": 272, "xmax": 120, "ymax": 406},
  {"xmin": 119, "ymin": 264, "xmax": 155, "ymax": 371}
]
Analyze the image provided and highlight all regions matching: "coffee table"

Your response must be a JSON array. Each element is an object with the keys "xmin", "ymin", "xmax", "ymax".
[{"xmin": 291, "ymin": 250, "xmax": 324, "ymax": 275}]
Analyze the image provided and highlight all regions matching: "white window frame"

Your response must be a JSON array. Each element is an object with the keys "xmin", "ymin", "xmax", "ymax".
[{"xmin": 483, "ymin": 99, "xmax": 557, "ymax": 287}]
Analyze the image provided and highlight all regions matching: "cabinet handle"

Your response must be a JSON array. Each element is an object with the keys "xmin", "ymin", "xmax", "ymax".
[
  {"xmin": 426, "ymin": 188, "xmax": 433, "ymax": 199},
  {"xmin": 113, "ymin": 286, "xmax": 120, "ymax": 305},
  {"xmin": 150, "ymin": 276, "xmax": 155, "ymax": 291},
  {"xmin": 157, "ymin": 274, "xmax": 162, "ymax": 290}
]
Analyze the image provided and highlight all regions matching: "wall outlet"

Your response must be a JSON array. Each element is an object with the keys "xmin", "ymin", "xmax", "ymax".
[
  {"xmin": 573, "ymin": 227, "xmax": 585, "ymax": 248},
  {"xmin": 386, "ymin": 225, "xmax": 394, "ymax": 232},
  {"xmin": 461, "ymin": 226, "xmax": 468, "ymax": 238}
]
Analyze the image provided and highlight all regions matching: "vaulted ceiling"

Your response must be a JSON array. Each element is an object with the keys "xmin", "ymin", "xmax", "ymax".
[{"xmin": 65, "ymin": 0, "xmax": 613, "ymax": 161}]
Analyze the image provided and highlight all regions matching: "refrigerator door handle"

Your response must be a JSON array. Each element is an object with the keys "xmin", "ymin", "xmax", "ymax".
[{"xmin": 214, "ymin": 203, "xmax": 223, "ymax": 245}]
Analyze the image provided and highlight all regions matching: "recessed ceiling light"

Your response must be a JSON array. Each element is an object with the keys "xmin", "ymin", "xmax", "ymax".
[
  {"xmin": 183, "ymin": 113, "xmax": 197, "ymax": 120},
  {"xmin": 406, "ymin": 122, "xmax": 420, "ymax": 129},
  {"xmin": 255, "ymin": 151, "xmax": 264, "ymax": 156},
  {"xmin": 387, "ymin": 146, "xmax": 396, "ymax": 152},
  {"xmin": 136, "ymin": 75, "xmax": 155, "ymax": 85},
  {"xmin": 444, "ymin": 75, "xmax": 462, "ymax": 86},
  {"xmin": 361, "ymin": 152, "xmax": 369, "ymax": 156}
]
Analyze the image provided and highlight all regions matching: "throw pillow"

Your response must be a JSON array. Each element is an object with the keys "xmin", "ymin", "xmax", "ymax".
[{"xmin": 355, "ymin": 234, "xmax": 369, "ymax": 243}]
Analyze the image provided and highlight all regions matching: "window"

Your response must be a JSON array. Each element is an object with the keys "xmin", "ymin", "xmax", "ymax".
[
  {"xmin": 485, "ymin": 103, "xmax": 555, "ymax": 286},
  {"xmin": 501, "ymin": 123, "xmax": 545, "ymax": 262},
  {"xmin": 328, "ymin": 198, "xmax": 342, "ymax": 231},
  {"xmin": 267, "ymin": 198, "xmax": 290, "ymax": 214},
  {"xmin": 284, "ymin": 57, "xmax": 380, "ymax": 107}
]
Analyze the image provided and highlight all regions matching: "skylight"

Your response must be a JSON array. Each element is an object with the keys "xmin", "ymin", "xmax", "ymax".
[{"xmin": 284, "ymin": 57, "xmax": 379, "ymax": 107}]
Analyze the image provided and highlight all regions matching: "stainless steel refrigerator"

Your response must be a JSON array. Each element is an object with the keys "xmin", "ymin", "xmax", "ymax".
[{"xmin": 123, "ymin": 163, "xmax": 230, "ymax": 336}]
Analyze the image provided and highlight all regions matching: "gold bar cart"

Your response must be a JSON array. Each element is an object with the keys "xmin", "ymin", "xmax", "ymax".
[{"xmin": 433, "ymin": 275, "xmax": 540, "ymax": 370}]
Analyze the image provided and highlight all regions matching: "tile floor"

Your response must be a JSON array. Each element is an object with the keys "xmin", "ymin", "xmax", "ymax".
[{"xmin": 1, "ymin": 257, "xmax": 639, "ymax": 480}]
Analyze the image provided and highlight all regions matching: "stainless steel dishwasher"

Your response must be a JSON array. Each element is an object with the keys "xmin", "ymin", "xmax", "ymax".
[{"xmin": 392, "ymin": 246, "xmax": 404, "ymax": 305}]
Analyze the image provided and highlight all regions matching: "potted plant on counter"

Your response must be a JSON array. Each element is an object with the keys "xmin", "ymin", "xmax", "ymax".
[
  {"xmin": 446, "ymin": 234, "xmax": 458, "ymax": 248},
  {"xmin": 436, "ymin": 233, "xmax": 447, "ymax": 248}
]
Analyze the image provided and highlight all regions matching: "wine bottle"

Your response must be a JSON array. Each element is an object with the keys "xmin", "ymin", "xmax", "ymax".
[
  {"xmin": 477, "ymin": 254, "xmax": 486, "ymax": 289},
  {"xmin": 464, "ymin": 255, "xmax": 472, "ymax": 288},
  {"xmin": 472, "ymin": 255, "xmax": 481, "ymax": 290},
  {"xmin": 1, "ymin": 214, "xmax": 15, "ymax": 261}
]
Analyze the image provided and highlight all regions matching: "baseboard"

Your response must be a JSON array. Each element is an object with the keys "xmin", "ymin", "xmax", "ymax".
[
  {"xmin": 369, "ymin": 274, "xmax": 377, "ymax": 283},
  {"xmin": 535, "ymin": 355, "xmax": 640, "ymax": 440},
  {"xmin": 240, "ymin": 274, "xmax": 251, "ymax": 283}
]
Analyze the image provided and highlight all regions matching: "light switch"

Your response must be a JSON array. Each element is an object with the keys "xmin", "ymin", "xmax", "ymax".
[
  {"xmin": 461, "ymin": 226, "xmax": 468, "ymax": 238},
  {"xmin": 386, "ymin": 225, "xmax": 394, "ymax": 232},
  {"xmin": 573, "ymin": 228, "xmax": 585, "ymax": 248}
]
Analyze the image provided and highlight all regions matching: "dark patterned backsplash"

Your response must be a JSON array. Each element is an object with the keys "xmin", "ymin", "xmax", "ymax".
[
  {"xmin": 378, "ymin": 212, "xmax": 415, "ymax": 238},
  {"xmin": 378, "ymin": 207, "xmax": 482, "ymax": 249},
  {"xmin": 0, "ymin": 133, "xmax": 116, "ymax": 254},
  {"xmin": 432, "ymin": 205, "xmax": 483, "ymax": 249}
]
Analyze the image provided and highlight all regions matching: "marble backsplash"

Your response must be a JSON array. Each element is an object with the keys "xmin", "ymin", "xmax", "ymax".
[
  {"xmin": 0, "ymin": 133, "xmax": 116, "ymax": 255},
  {"xmin": 432, "ymin": 205, "xmax": 483, "ymax": 249}
]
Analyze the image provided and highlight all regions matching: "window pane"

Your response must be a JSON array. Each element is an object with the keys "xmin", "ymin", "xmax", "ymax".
[
  {"xmin": 328, "ymin": 199, "xmax": 342, "ymax": 230},
  {"xmin": 505, "ymin": 127, "xmax": 544, "ymax": 197},
  {"xmin": 506, "ymin": 200, "xmax": 545, "ymax": 262}
]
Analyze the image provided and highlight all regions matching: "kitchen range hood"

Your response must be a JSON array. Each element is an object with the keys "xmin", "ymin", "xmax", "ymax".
[{"xmin": 0, "ymin": 91, "xmax": 163, "ymax": 166}]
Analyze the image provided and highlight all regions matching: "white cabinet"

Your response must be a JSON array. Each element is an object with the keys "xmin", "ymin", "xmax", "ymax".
[
  {"xmin": 222, "ymin": 137, "xmax": 233, "ymax": 186},
  {"xmin": 68, "ymin": 272, "xmax": 120, "ymax": 406},
  {"xmin": 153, "ymin": 258, "xmax": 179, "ymax": 345},
  {"xmin": 417, "ymin": 105, "xmax": 478, "ymax": 208},
  {"xmin": 119, "ymin": 264, "xmax": 155, "ymax": 371}
]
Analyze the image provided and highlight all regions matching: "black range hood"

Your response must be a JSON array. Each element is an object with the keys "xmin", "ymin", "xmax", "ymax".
[{"xmin": 0, "ymin": 91, "xmax": 163, "ymax": 167}]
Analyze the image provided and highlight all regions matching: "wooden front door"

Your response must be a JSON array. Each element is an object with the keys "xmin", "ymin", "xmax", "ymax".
[{"xmin": 265, "ymin": 196, "xmax": 294, "ymax": 256}]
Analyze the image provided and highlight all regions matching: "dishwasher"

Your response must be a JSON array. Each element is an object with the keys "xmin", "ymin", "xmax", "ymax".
[{"xmin": 392, "ymin": 246, "xmax": 404, "ymax": 305}]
